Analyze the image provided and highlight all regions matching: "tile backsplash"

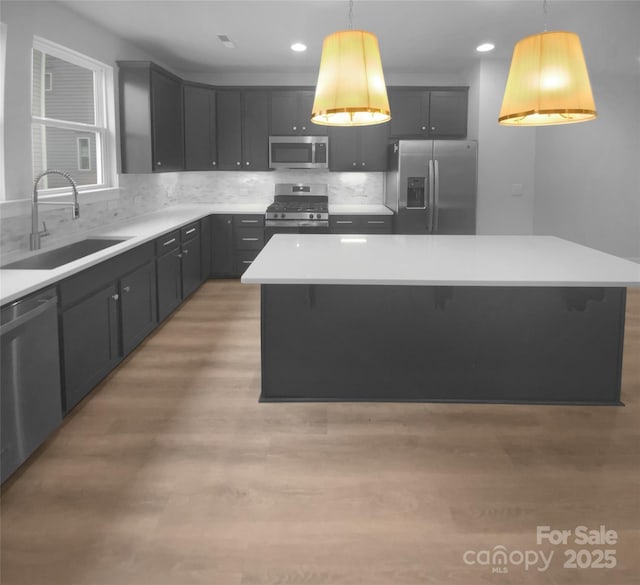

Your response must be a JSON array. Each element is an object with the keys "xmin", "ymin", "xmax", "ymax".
[{"xmin": 0, "ymin": 171, "xmax": 384, "ymax": 258}]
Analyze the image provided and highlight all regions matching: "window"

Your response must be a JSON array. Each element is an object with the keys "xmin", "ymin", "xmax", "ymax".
[
  {"xmin": 77, "ymin": 137, "xmax": 91, "ymax": 171},
  {"xmin": 31, "ymin": 37, "xmax": 116, "ymax": 193}
]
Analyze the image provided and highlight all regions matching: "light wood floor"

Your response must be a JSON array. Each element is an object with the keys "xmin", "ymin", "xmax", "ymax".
[{"xmin": 1, "ymin": 282, "xmax": 639, "ymax": 585}]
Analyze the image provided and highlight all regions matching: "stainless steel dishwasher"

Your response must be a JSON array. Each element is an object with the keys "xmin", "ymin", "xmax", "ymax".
[{"xmin": 1, "ymin": 287, "xmax": 62, "ymax": 483}]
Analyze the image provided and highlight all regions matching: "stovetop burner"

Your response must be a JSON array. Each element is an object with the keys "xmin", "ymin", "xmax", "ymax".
[{"xmin": 266, "ymin": 184, "xmax": 329, "ymax": 226}]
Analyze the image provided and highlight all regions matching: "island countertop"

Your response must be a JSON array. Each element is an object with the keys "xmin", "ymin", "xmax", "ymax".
[{"xmin": 241, "ymin": 234, "xmax": 640, "ymax": 287}]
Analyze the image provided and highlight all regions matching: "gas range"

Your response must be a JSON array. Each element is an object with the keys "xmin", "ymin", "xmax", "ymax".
[{"xmin": 265, "ymin": 184, "xmax": 329, "ymax": 227}]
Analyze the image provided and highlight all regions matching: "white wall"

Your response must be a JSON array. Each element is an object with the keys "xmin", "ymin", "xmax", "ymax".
[
  {"xmin": 475, "ymin": 59, "xmax": 536, "ymax": 235},
  {"xmin": 533, "ymin": 72, "xmax": 640, "ymax": 259}
]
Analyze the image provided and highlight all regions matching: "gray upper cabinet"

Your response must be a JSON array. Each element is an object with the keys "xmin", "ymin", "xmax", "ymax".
[
  {"xmin": 118, "ymin": 61, "xmax": 184, "ymax": 173},
  {"xmin": 184, "ymin": 83, "xmax": 217, "ymax": 171},
  {"xmin": 329, "ymin": 124, "xmax": 389, "ymax": 172},
  {"xmin": 388, "ymin": 87, "xmax": 468, "ymax": 138},
  {"xmin": 271, "ymin": 89, "xmax": 327, "ymax": 135},
  {"xmin": 217, "ymin": 89, "xmax": 270, "ymax": 171}
]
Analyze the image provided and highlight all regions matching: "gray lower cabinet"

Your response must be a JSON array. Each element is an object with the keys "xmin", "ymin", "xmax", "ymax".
[
  {"xmin": 156, "ymin": 231, "xmax": 183, "ymax": 321},
  {"xmin": 210, "ymin": 214, "xmax": 265, "ymax": 277},
  {"xmin": 156, "ymin": 222, "xmax": 203, "ymax": 321},
  {"xmin": 59, "ymin": 242, "xmax": 157, "ymax": 412},
  {"xmin": 330, "ymin": 215, "xmax": 393, "ymax": 234},
  {"xmin": 121, "ymin": 261, "xmax": 157, "ymax": 355},
  {"xmin": 62, "ymin": 283, "xmax": 120, "ymax": 412}
]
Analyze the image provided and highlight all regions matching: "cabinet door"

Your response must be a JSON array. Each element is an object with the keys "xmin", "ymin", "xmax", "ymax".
[
  {"xmin": 297, "ymin": 90, "xmax": 326, "ymax": 135},
  {"xmin": 360, "ymin": 124, "xmax": 389, "ymax": 171},
  {"xmin": 211, "ymin": 215, "xmax": 234, "ymax": 276},
  {"xmin": 181, "ymin": 235, "xmax": 202, "ymax": 298},
  {"xmin": 184, "ymin": 84, "xmax": 217, "ymax": 171},
  {"xmin": 157, "ymin": 248, "xmax": 183, "ymax": 321},
  {"xmin": 242, "ymin": 90, "xmax": 270, "ymax": 171},
  {"xmin": 62, "ymin": 284, "xmax": 120, "ymax": 411},
  {"xmin": 217, "ymin": 90, "xmax": 243, "ymax": 170},
  {"xmin": 388, "ymin": 89, "xmax": 429, "ymax": 137},
  {"xmin": 120, "ymin": 261, "xmax": 157, "ymax": 355},
  {"xmin": 428, "ymin": 90, "xmax": 468, "ymax": 138},
  {"xmin": 271, "ymin": 90, "xmax": 299, "ymax": 135},
  {"xmin": 150, "ymin": 69, "xmax": 184, "ymax": 171},
  {"xmin": 328, "ymin": 127, "xmax": 361, "ymax": 171}
]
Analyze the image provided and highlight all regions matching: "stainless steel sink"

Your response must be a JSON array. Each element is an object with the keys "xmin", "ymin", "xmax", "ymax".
[{"xmin": 1, "ymin": 238, "xmax": 130, "ymax": 270}]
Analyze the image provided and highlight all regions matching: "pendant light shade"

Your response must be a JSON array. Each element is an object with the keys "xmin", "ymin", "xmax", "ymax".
[
  {"xmin": 311, "ymin": 29, "xmax": 391, "ymax": 126},
  {"xmin": 499, "ymin": 31, "xmax": 597, "ymax": 126}
]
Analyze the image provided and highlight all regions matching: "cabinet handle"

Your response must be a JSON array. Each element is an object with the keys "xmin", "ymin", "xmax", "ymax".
[
  {"xmin": 367, "ymin": 220, "xmax": 385, "ymax": 224},
  {"xmin": 362, "ymin": 162, "xmax": 366, "ymax": 167},
  {"xmin": 241, "ymin": 219, "xmax": 259, "ymax": 224},
  {"xmin": 242, "ymin": 260, "xmax": 253, "ymax": 265},
  {"xmin": 242, "ymin": 237, "xmax": 259, "ymax": 242},
  {"xmin": 227, "ymin": 219, "xmax": 232, "ymax": 225},
  {"xmin": 245, "ymin": 161, "xmax": 250, "ymax": 166},
  {"xmin": 236, "ymin": 161, "xmax": 241, "ymax": 166},
  {"xmin": 212, "ymin": 161, "xmax": 217, "ymax": 166},
  {"xmin": 111, "ymin": 293, "xmax": 119, "ymax": 301},
  {"xmin": 163, "ymin": 237, "xmax": 176, "ymax": 246},
  {"xmin": 421, "ymin": 126, "xmax": 426, "ymax": 131},
  {"xmin": 352, "ymin": 162, "xmax": 357, "ymax": 167},
  {"xmin": 302, "ymin": 125, "xmax": 306, "ymax": 131},
  {"xmin": 431, "ymin": 126, "xmax": 436, "ymax": 131},
  {"xmin": 123, "ymin": 286, "xmax": 131, "ymax": 293},
  {"xmin": 156, "ymin": 161, "xmax": 162, "ymax": 167},
  {"xmin": 185, "ymin": 228, "xmax": 197, "ymax": 235},
  {"xmin": 183, "ymin": 249, "xmax": 189, "ymax": 255},
  {"xmin": 175, "ymin": 253, "xmax": 183, "ymax": 259},
  {"xmin": 335, "ymin": 220, "xmax": 354, "ymax": 225},
  {"xmin": 292, "ymin": 125, "xmax": 297, "ymax": 131}
]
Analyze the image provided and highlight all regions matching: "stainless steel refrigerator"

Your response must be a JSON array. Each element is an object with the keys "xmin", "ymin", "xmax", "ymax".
[{"xmin": 384, "ymin": 140, "xmax": 477, "ymax": 234}]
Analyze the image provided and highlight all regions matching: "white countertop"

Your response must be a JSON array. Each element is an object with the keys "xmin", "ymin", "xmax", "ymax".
[
  {"xmin": 0, "ymin": 203, "xmax": 267, "ymax": 305},
  {"xmin": 328, "ymin": 204, "xmax": 393, "ymax": 216},
  {"xmin": 241, "ymin": 234, "xmax": 640, "ymax": 287}
]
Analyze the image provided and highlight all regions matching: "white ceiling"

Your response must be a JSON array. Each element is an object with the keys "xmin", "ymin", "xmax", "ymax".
[{"xmin": 57, "ymin": 0, "xmax": 640, "ymax": 78}]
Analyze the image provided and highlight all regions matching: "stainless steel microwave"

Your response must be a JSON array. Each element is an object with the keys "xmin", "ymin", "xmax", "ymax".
[{"xmin": 269, "ymin": 136, "xmax": 329, "ymax": 169}]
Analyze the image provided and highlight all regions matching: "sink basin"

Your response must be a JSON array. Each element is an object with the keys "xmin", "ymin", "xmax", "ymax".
[{"xmin": 1, "ymin": 238, "xmax": 130, "ymax": 270}]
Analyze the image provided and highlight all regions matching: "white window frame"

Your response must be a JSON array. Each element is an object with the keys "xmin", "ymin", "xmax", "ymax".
[
  {"xmin": 0, "ymin": 23, "xmax": 7, "ymax": 201},
  {"xmin": 76, "ymin": 136, "xmax": 91, "ymax": 171},
  {"xmin": 31, "ymin": 37, "xmax": 117, "ymax": 197}
]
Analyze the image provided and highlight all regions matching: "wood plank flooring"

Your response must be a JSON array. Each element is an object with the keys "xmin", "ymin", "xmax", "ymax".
[{"xmin": 1, "ymin": 282, "xmax": 639, "ymax": 585}]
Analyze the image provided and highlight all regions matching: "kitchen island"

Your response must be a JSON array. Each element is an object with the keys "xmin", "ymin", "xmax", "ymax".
[{"xmin": 242, "ymin": 235, "xmax": 640, "ymax": 404}]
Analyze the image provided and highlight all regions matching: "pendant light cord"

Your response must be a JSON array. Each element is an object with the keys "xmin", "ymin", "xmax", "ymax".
[
  {"xmin": 348, "ymin": 0, "xmax": 354, "ymax": 30},
  {"xmin": 543, "ymin": 0, "xmax": 548, "ymax": 32}
]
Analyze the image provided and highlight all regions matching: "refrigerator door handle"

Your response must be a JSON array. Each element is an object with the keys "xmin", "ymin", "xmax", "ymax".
[
  {"xmin": 434, "ymin": 159, "xmax": 440, "ymax": 233},
  {"xmin": 428, "ymin": 159, "xmax": 435, "ymax": 233}
]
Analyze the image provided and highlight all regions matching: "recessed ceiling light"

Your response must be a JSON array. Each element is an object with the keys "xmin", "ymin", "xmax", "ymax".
[
  {"xmin": 291, "ymin": 43, "xmax": 307, "ymax": 52},
  {"xmin": 476, "ymin": 43, "xmax": 495, "ymax": 53}
]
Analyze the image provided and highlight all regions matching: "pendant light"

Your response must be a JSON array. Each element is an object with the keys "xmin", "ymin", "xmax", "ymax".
[
  {"xmin": 311, "ymin": 0, "xmax": 390, "ymax": 126},
  {"xmin": 498, "ymin": 1, "xmax": 596, "ymax": 126}
]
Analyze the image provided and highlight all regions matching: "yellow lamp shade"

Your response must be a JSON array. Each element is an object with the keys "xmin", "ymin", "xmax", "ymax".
[
  {"xmin": 499, "ymin": 31, "xmax": 597, "ymax": 126},
  {"xmin": 311, "ymin": 29, "xmax": 391, "ymax": 126}
]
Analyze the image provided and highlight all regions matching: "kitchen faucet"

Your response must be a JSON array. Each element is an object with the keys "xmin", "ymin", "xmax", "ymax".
[{"xmin": 30, "ymin": 169, "xmax": 80, "ymax": 250}]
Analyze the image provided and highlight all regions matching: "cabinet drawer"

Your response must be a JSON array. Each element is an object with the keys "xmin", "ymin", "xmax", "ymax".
[
  {"xmin": 330, "ymin": 216, "xmax": 358, "ymax": 232},
  {"xmin": 361, "ymin": 216, "xmax": 392, "ymax": 233},
  {"xmin": 180, "ymin": 222, "xmax": 200, "ymax": 242},
  {"xmin": 233, "ymin": 214, "xmax": 264, "ymax": 227},
  {"xmin": 234, "ymin": 250, "xmax": 259, "ymax": 274},
  {"xmin": 234, "ymin": 227, "xmax": 265, "ymax": 250},
  {"xmin": 155, "ymin": 230, "xmax": 180, "ymax": 255}
]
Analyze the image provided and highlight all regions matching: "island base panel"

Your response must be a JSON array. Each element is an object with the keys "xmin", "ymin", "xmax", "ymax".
[{"xmin": 260, "ymin": 285, "xmax": 625, "ymax": 404}]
